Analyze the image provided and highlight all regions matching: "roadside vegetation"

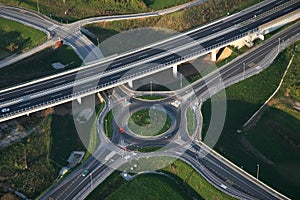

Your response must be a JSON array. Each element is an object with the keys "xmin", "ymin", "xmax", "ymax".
[
  {"xmin": 0, "ymin": 45, "xmax": 82, "ymax": 89},
  {"xmin": 0, "ymin": 17, "xmax": 46, "ymax": 60},
  {"xmin": 136, "ymin": 95, "xmax": 166, "ymax": 100},
  {"xmin": 86, "ymin": 159, "xmax": 233, "ymax": 200},
  {"xmin": 128, "ymin": 109, "xmax": 172, "ymax": 136},
  {"xmin": 186, "ymin": 107, "xmax": 197, "ymax": 136},
  {"xmin": 137, "ymin": 146, "xmax": 162, "ymax": 152},
  {"xmin": 85, "ymin": 0, "xmax": 264, "ymax": 45},
  {"xmin": 0, "ymin": 111, "xmax": 57, "ymax": 199},
  {"xmin": 0, "ymin": 100, "xmax": 103, "ymax": 199},
  {"xmin": 201, "ymin": 41, "xmax": 300, "ymax": 198},
  {"xmin": 82, "ymin": 103, "xmax": 104, "ymax": 161},
  {"xmin": 103, "ymin": 110, "xmax": 114, "ymax": 140},
  {"xmin": 0, "ymin": 0, "xmax": 194, "ymax": 23}
]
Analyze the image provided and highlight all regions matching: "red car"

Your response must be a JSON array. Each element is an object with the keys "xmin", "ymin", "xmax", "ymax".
[{"xmin": 119, "ymin": 127, "xmax": 125, "ymax": 134}]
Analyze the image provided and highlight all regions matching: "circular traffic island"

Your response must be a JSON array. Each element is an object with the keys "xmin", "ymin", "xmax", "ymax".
[{"xmin": 128, "ymin": 108, "xmax": 172, "ymax": 137}]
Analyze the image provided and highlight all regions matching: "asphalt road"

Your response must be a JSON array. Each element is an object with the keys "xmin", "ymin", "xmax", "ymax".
[{"xmin": 1, "ymin": 0, "xmax": 299, "ymax": 120}]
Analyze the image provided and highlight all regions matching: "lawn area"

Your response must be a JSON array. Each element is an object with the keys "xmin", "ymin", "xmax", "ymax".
[
  {"xmin": 0, "ymin": 45, "xmax": 82, "ymax": 89},
  {"xmin": 0, "ymin": 17, "xmax": 46, "ymax": 60},
  {"xmin": 128, "ymin": 108, "xmax": 172, "ymax": 136},
  {"xmin": 85, "ymin": 0, "xmax": 264, "ymax": 45},
  {"xmin": 0, "ymin": 113, "xmax": 58, "ymax": 198},
  {"xmin": 103, "ymin": 109, "xmax": 114, "ymax": 140},
  {"xmin": 186, "ymin": 107, "xmax": 196, "ymax": 136},
  {"xmin": 201, "ymin": 41, "xmax": 300, "ymax": 198},
  {"xmin": 136, "ymin": 95, "xmax": 166, "ymax": 100},
  {"xmin": 144, "ymin": 0, "xmax": 192, "ymax": 10},
  {"xmin": 137, "ymin": 146, "xmax": 162, "ymax": 152},
  {"xmin": 162, "ymin": 160, "xmax": 234, "ymax": 200},
  {"xmin": 106, "ymin": 174, "xmax": 190, "ymax": 200},
  {"xmin": 0, "ymin": 0, "xmax": 194, "ymax": 23},
  {"xmin": 86, "ymin": 159, "xmax": 233, "ymax": 200}
]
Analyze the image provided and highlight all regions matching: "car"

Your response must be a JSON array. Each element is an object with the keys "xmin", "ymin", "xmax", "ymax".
[
  {"xmin": 81, "ymin": 169, "xmax": 89, "ymax": 177},
  {"xmin": 1, "ymin": 108, "xmax": 10, "ymax": 113}
]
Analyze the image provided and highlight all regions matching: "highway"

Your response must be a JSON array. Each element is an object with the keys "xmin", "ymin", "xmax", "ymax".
[
  {"xmin": 1, "ymin": 0, "xmax": 299, "ymax": 122},
  {"xmin": 40, "ymin": 18, "xmax": 300, "ymax": 199}
]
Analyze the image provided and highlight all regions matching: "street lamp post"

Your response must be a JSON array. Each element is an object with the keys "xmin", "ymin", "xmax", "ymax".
[
  {"xmin": 278, "ymin": 37, "xmax": 281, "ymax": 53},
  {"xmin": 180, "ymin": 73, "xmax": 183, "ymax": 89},
  {"xmin": 256, "ymin": 164, "xmax": 260, "ymax": 180},
  {"xmin": 90, "ymin": 172, "xmax": 93, "ymax": 188},
  {"xmin": 105, "ymin": 119, "xmax": 108, "ymax": 137},
  {"xmin": 150, "ymin": 81, "xmax": 152, "ymax": 96},
  {"xmin": 36, "ymin": 0, "xmax": 40, "ymax": 13}
]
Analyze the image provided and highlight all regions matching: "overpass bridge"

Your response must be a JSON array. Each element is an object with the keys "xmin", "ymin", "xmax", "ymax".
[{"xmin": 0, "ymin": 0, "xmax": 300, "ymax": 122}]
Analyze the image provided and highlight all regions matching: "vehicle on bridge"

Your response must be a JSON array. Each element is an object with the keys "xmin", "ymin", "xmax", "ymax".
[{"xmin": 1, "ymin": 108, "xmax": 10, "ymax": 113}]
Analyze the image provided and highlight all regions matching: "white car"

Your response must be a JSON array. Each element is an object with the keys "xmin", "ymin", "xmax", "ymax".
[{"xmin": 1, "ymin": 108, "xmax": 10, "ymax": 113}]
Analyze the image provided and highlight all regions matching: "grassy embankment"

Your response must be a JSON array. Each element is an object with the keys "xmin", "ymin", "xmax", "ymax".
[
  {"xmin": 0, "ymin": 0, "xmax": 193, "ymax": 23},
  {"xmin": 128, "ymin": 109, "xmax": 172, "ymax": 136},
  {"xmin": 201, "ymin": 41, "xmax": 300, "ymax": 198},
  {"xmin": 0, "ymin": 17, "xmax": 46, "ymax": 60},
  {"xmin": 186, "ymin": 107, "xmax": 197, "ymax": 136},
  {"xmin": 85, "ymin": 0, "xmax": 264, "ymax": 46},
  {"xmin": 103, "ymin": 110, "xmax": 114, "ymax": 140},
  {"xmin": 86, "ymin": 159, "xmax": 234, "ymax": 200},
  {"xmin": 0, "ymin": 45, "xmax": 82, "ymax": 89},
  {"xmin": 136, "ymin": 95, "xmax": 166, "ymax": 100}
]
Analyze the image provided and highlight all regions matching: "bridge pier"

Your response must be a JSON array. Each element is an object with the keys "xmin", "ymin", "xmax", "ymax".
[
  {"xmin": 128, "ymin": 80, "xmax": 133, "ymax": 88},
  {"xmin": 76, "ymin": 97, "xmax": 82, "ymax": 104},
  {"xmin": 258, "ymin": 34, "xmax": 264, "ymax": 41},
  {"xmin": 172, "ymin": 65, "xmax": 178, "ymax": 78},
  {"xmin": 97, "ymin": 92, "xmax": 104, "ymax": 103},
  {"xmin": 210, "ymin": 49, "xmax": 217, "ymax": 62}
]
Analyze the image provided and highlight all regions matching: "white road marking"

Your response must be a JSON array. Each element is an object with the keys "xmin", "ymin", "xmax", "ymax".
[
  {"xmin": 215, "ymin": 37, "xmax": 225, "ymax": 42},
  {"xmin": 50, "ymin": 93, "xmax": 63, "ymax": 98},
  {"xmin": 23, "ymin": 89, "xmax": 36, "ymax": 94},
  {"xmin": 138, "ymin": 53, "xmax": 148, "ymax": 59},
  {"xmin": 110, "ymin": 74, "xmax": 121, "ymax": 80},
  {"xmin": 54, "ymin": 80, "xmax": 66, "ymax": 85},
  {"xmin": 165, "ymin": 55, "xmax": 175, "ymax": 61},
  {"xmin": 19, "ymin": 102, "xmax": 30, "ymax": 108}
]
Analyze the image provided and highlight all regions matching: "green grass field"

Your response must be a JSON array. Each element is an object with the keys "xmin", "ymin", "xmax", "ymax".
[
  {"xmin": 201, "ymin": 42, "xmax": 300, "ymax": 198},
  {"xmin": 85, "ymin": 0, "xmax": 264, "ymax": 45},
  {"xmin": 128, "ymin": 109, "xmax": 172, "ymax": 136},
  {"xmin": 0, "ymin": 0, "xmax": 194, "ymax": 23},
  {"xmin": 144, "ymin": 0, "xmax": 192, "ymax": 10},
  {"xmin": 0, "ymin": 45, "xmax": 82, "ymax": 89},
  {"xmin": 103, "ymin": 110, "xmax": 114, "ymax": 140},
  {"xmin": 0, "ymin": 17, "xmax": 46, "ymax": 60},
  {"xmin": 105, "ymin": 174, "xmax": 190, "ymax": 200},
  {"xmin": 86, "ymin": 159, "xmax": 233, "ymax": 200},
  {"xmin": 162, "ymin": 160, "xmax": 234, "ymax": 200},
  {"xmin": 186, "ymin": 107, "xmax": 197, "ymax": 136},
  {"xmin": 136, "ymin": 95, "xmax": 166, "ymax": 100}
]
